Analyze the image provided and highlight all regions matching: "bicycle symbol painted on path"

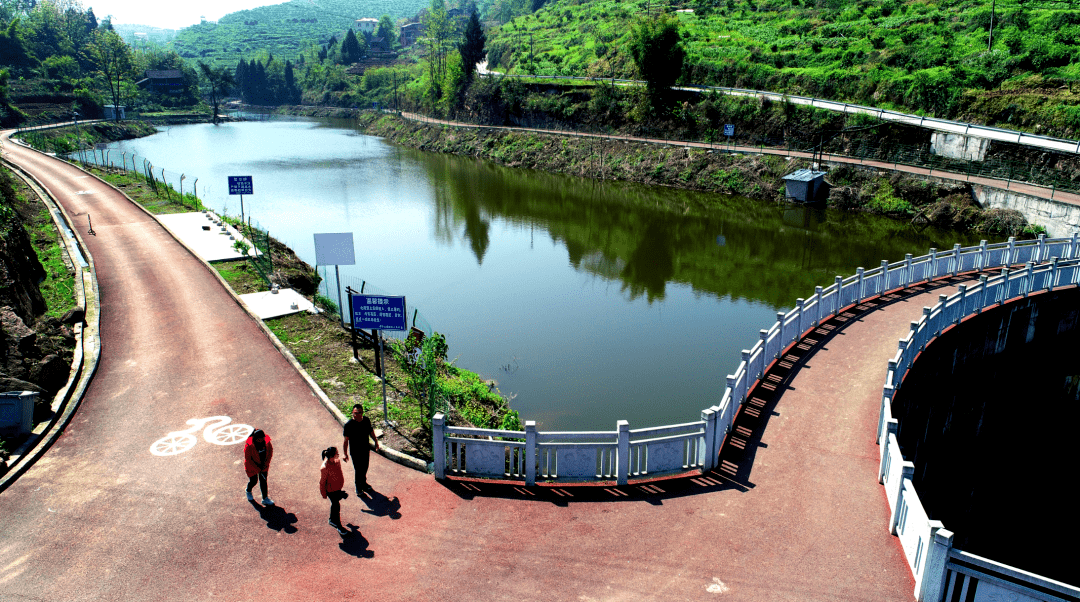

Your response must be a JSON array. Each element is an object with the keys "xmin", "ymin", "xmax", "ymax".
[{"xmin": 150, "ymin": 416, "xmax": 254, "ymax": 456}]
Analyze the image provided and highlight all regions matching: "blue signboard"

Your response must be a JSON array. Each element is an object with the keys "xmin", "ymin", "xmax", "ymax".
[
  {"xmin": 351, "ymin": 295, "xmax": 407, "ymax": 331},
  {"xmin": 723, "ymin": 124, "xmax": 735, "ymax": 137},
  {"xmin": 228, "ymin": 175, "xmax": 253, "ymax": 195}
]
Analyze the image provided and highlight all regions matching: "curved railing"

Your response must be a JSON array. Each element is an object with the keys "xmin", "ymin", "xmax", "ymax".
[
  {"xmin": 433, "ymin": 233, "xmax": 1080, "ymax": 487},
  {"xmin": 876, "ymin": 256, "xmax": 1080, "ymax": 602}
]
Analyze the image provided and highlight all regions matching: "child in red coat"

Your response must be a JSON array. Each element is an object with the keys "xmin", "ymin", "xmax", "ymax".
[
  {"xmin": 243, "ymin": 429, "xmax": 274, "ymax": 506},
  {"xmin": 320, "ymin": 447, "xmax": 349, "ymax": 536}
]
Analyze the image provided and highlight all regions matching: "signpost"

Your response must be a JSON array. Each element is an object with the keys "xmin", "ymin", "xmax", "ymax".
[
  {"xmin": 228, "ymin": 175, "xmax": 253, "ymax": 226},
  {"xmin": 724, "ymin": 124, "xmax": 735, "ymax": 149},
  {"xmin": 313, "ymin": 233, "xmax": 355, "ymax": 329},
  {"xmin": 350, "ymin": 293, "xmax": 407, "ymax": 425}
]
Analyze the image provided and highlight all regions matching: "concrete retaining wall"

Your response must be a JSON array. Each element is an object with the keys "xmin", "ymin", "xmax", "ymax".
[
  {"xmin": 972, "ymin": 184, "xmax": 1080, "ymax": 238},
  {"xmin": 930, "ymin": 133, "xmax": 990, "ymax": 161}
]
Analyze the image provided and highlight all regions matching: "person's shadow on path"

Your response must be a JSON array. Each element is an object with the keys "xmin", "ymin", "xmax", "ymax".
[
  {"xmin": 339, "ymin": 525, "xmax": 373, "ymax": 558},
  {"xmin": 250, "ymin": 500, "xmax": 299, "ymax": 533},
  {"xmin": 360, "ymin": 489, "xmax": 401, "ymax": 519}
]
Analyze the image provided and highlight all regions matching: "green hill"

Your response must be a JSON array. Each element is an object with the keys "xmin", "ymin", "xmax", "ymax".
[
  {"xmin": 483, "ymin": 0, "xmax": 1080, "ymax": 135},
  {"xmin": 171, "ymin": 0, "xmax": 429, "ymax": 65}
]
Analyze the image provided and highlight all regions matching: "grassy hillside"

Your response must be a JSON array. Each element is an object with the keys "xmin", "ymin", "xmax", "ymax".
[
  {"xmin": 484, "ymin": 0, "xmax": 1080, "ymax": 136},
  {"xmin": 171, "ymin": 0, "xmax": 429, "ymax": 65}
]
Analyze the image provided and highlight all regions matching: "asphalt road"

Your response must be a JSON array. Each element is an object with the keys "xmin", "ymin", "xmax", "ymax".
[{"xmin": 0, "ymin": 133, "xmax": 922, "ymax": 601}]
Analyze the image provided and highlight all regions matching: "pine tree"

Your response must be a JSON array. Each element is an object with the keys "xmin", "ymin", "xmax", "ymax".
[
  {"xmin": 342, "ymin": 28, "xmax": 361, "ymax": 64},
  {"xmin": 459, "ymin": 8, "xmax": 486, "ymax": 82}
]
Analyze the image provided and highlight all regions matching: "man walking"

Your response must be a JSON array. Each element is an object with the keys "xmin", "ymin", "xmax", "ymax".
[{"xmin": 342, "ymin": 404, "xmax": 381, "ymax": 495}]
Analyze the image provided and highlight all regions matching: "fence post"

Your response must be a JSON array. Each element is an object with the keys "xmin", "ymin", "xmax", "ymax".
[
  {"xmin": 795, "ymin": 298, "xmax": 805, "ymax": 336},
  {"xmin": 727, "ymin": 375, "xmax": 740, "ymax": 406},
  {"xmin": 835, "ymin": 275, "xmax": 844, "ymax": 309},
  {"xmin": 955, "ymin": 286, "xmax": 966, "ymax": 324},
  {"xmin": 702, "ymin": 408, "xmax": 718, "ymax": 471},
  {"xmin": 1072, "ymin": 232, "xmax": 1080, "ymax": 260},
  {"xmin": 890, "ymin": 465, "xmax": 916, "ymax": 534},
  {"xmin": 927, "ymin": 248, "xmax": 937, "ymax": 282},
  {"xmin": 617, "ymin": 420, "xmax": 630, "ymax": 486},
  {"xmin": 432, "ymin": 413, "xmax": 446, "ymax": 479},
  {"xmin": 979, "ymin": 240, "xmax": 988, "ymax": 271},
  {"xmin": 1007, "ymin": 236, "xmax": 1016, "ymax": 266},
  {"xmin": 1024, "ymin": 262, "xmax": 1034, "ymax": 297},
  {"xmin": 915, "ymin": 525, "xmax": 954, "ymax": 602},
  {"xmin": 977, "ymin": 275, "xmax": 989, "ymax": 312},
  {"xmin": 525, "ymin": 421, "xmax": 537, "ymax": 486},
  {"xmin": 952, "ymin": 243, "xmax": 962, "ymax": 276},
  {"xmin": 880, "ymin": 261, "xmax": 889, "ymax": 294},
  {"xmin": 878, "ymin": 418, "xmax": 898, "ymax": 483},
  {"xmin": 856, "ymin": 268, "xmax": 865, "ymax": 301},
  {"xmin": 905, "ymin": 254, "xmax": 914, "ymax": 287},
  {"xmin": 813, "ymin": 286, "xmax": 823, "ymax": 324},
  {"xmin": 1038, "ymin": 233, "xmax": 1047, "ymax": 262},
  {"xmin": 1050, "ymin": 257, "xmax": 1059, "ymax": 291}
]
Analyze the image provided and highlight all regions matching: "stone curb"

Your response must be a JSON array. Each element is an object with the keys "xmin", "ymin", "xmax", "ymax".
[
  {"xmin": 58, "ymin": 155, "xmax": 432, "ymax": 474},
  {"xmin": 0, "ymin": 153, "xmax": 102, "ymax": 493}
]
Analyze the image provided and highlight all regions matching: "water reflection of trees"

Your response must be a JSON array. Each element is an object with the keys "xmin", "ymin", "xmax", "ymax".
[{"xmin": 420, "ymin": 153, "xmax": 990, "ymax": 307}]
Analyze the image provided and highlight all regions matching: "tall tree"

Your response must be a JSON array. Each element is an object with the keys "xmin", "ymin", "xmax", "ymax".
[
  {"xmin": 422, "ymin": 0, "xmax": 454, "ymax": 102},
  {"xmin": 627, "ymin": 15, "xmax": 685, "ymax": 109},
  {"xmin": 377, "ymin": 14, "xmax": 395, "ymax": 50},
  {"xmin": 341, "ymin": 28, "xmax": 361, "ymax": 64},
  {"xmin": 198, "ymin": 60, "xmax": 235, "ymax": 124},
  {"xmin": 458, "ymin": 8, "xmax": 486, "ymax": 83},
  {"xmin": 86, "ymin": 28, "xmax": 133, "ymax": 120}
]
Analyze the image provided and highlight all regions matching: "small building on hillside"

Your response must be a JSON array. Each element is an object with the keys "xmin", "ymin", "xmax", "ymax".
[
  {"xmin": 103, "ymin": 104, "xmax": 126, "ymax": 120},
  {"xmin": 400, "ymin": 22, "xmax": 423, "ymax": 47},
  {"xmin": 782, "ymin": 169, "xmax": 828, "ymax": 204},
  {"xmin": 138, "ymin": 69, "xmax": 184, "ymax": 95},
  {"xmin": 354, "ymin": 18, "xmax": 378, "ymax": 34}
]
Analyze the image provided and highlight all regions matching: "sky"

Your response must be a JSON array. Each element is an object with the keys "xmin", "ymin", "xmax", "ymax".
[{"xmin": 87, "ymin": 0, "xmax": 290, "ymax": 29}]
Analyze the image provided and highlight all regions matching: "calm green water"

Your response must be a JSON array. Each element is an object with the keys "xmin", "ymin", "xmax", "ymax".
[{"xmin": 107, "ymin": 118, "xmax": 991, "ymax": 430}]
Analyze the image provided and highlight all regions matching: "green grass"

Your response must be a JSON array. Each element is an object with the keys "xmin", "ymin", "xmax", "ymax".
[{"xmin": 27, "ymin": 207, "xmax": 76, "ymax": 319}]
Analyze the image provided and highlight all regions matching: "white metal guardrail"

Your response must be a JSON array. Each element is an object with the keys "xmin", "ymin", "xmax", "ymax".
[
  {"xmin": 877, "ymin": 251, "xmax": 1080, "ymax": 601},
  {"xmin": 434, "ymin": 233, "xmax": 1080, "ymax": 487},
  {"xmin": 481, "ymin": 72, "xmax": 1080, "ymax": 156},
  {"xmin": 432, "ymin": 232, "xmax": 1080, "ymax": 599}
]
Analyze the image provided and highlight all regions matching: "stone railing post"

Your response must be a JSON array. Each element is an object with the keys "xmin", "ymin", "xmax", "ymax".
[
  {"xmin": 835, "ymin": 275, "xmax": 844, "ymax": 309},
  {"xmin": 904, "ymin": 253, "xmax": 914, "ymax": 286},
  {"xmin": 759, "ymin": 329, "xmax": 769, "ymax": 359},
  {"xmin": 814, "ymin": 286, "xmax": 823, "ymax": 324},
  {"xmin": 979, "ymin": 239, "xmax": 988, "ymax": 271},
  {"xmin": 795, "ymin": 298, "xmax": 805, "ymax": 335},
  {"xmin": 955, "ymin": 286, "xmax": 967, "ymax": 324},
  {"xmin": 978, "ymin": 275, "xmax": 988, "ymax": 312},
  {"xmin": 525, "ymin": 420, "xmax": 537, "ymax": 486},
  {"xmin": 702, "ymin": 408, "xmax": 718, "ymax": 471},
  {"xmin": 915, "ymin": 524, "xmax": 955, "ymax": 602},
  {"xmin": 727, "ymin": 375, "xmax": 739, "ymax": 405},
  {"xmin": 742, "ymin": 350, "xmax": 754, "ymax": 380},
  {"xmin": 879, "ymin": 418, "xmax": 898, "ymax": 483},
  {"xmin": 952, "ymin": 243, "xmax": 962, "ymax": 276},
  {"xmin": 1071, "ymin": 232, "xmax": 1079, "ymax": 260},
  {"xmin": 1037, "ymin": 233, "xmax": 1046, "ymax": 262},
  {"xmin": 617, "ymin": 420, "xmax": 630, "ymax": 486},
  {"xmin": 1006, "ymin": 236, "xmax": 1016, "ymax": 266},
  {"xmin": 1050, "ymin": 256, "xmax": 1059, "ymax": 291},
  {"xmin": 433, "ymin": 412, "xmax": 446, "ymax": 479},
  {"xmin": 1000, "ymin": 267, "xmax": 1010, "ymax": 303},
  {"xmin": 880, "ymin": 260, "xmax": 889, "ymax": 294},
  {"xmin": 777, "ymin": 311, "xmax": 787, "ymax": 346},
  {"xmin": 927, "ymin": 248, "xmax": 937, "ymax": 281},
  {"xmin": 856, "ymin": 268, "xmax": 865, "ymax": 301},
  {"xmin": 890, "ymin": 467, "xmax": 915, "ymax": 534}
]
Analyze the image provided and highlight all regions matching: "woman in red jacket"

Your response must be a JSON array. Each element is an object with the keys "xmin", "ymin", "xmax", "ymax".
[
  {"xmin": 320, "ymin": 446, "xmax": 349, "ymax": 536},
  {"xmin": 243, "ymin": 429, "xmax": 274, "ymax": 506}
]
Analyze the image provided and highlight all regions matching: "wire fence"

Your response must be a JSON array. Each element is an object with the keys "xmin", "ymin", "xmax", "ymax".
[{"xmin": 315, "ymin": 270, "xmax": 436, "ymax": 342}]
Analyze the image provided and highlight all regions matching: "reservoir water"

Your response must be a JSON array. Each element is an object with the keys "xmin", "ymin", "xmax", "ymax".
[{"xmin": 106, "ymin": 117, "xmax": 990, "ymax": 431}]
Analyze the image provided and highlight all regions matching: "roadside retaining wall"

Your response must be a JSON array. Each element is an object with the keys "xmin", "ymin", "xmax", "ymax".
[{"xmin": 972, "ymin": 184, "xmax": 1080, "ymax": 238}]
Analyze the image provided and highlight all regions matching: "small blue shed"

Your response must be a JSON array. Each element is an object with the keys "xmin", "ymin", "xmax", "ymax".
[{"xmin": 782, "ymin": 169, "xmax": 828, "ymax": 204}]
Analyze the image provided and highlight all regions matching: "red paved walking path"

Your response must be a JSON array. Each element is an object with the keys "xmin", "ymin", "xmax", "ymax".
[{"xmin": 0, "ymin": 131, "xmax": 972, "ymax": 601}]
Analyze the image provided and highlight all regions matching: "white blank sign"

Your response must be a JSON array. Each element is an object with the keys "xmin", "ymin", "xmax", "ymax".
[{"xmin": 313, "ymin": 232, "xmax": 356, "ymax": 266}]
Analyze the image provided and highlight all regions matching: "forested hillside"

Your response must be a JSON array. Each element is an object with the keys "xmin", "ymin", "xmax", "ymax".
[{"xmin": 171, "ymin": 0, "xmax": 430, "ymax": 66}]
